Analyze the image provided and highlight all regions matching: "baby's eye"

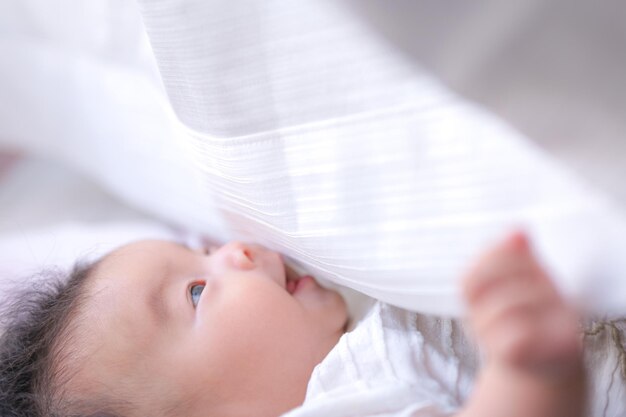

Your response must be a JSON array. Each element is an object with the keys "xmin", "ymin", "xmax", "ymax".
[{"xmin": 190, "ymin": 283, "xmax": 205, "ymax": 307}]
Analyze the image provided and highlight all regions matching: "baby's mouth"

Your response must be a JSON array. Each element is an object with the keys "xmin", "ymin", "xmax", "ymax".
[
  {"xmin": 284, "ymin": 263, "xmax": 314, "ymax": 295},
  {"xmin": 285, "ymin": 263, "xmax": 299, "ymax": 294}
]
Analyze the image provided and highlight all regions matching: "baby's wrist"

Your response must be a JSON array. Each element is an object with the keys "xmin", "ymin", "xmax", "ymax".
[{"xmin": 488, "ymin": 350, "xmax": 584, "ymax": 384}]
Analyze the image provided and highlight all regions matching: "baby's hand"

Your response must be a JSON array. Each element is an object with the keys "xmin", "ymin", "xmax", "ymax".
[{"xmin": 462, "ymin": 231, "xmax": 581, "ymax": 375}]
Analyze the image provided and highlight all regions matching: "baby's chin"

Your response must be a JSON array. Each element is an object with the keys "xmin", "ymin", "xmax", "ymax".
[{"xmin": 294, "ymin": 277, "xmax": 348, "ymax": 334}]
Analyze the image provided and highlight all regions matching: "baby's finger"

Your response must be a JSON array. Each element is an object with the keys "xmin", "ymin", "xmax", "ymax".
[
  {"xmin": 463, "ymin": 233, "xmax": 552, "ymax": 307},
  {"xmin": 463, "ymin": 232, "xmax": 535, "ymax": 304},
  {"xmin": 468, "ymin": 278, "xmax": 554, "ymax": 340}
]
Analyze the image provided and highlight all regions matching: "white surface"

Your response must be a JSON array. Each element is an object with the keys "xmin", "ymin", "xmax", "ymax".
[
  {"xmin": 0, "ymin": 157, "xmax": 180, "ymax": 285},
  {"xmin": 0, "ymin": 158, "xmax": 145, "ymax": 234}
]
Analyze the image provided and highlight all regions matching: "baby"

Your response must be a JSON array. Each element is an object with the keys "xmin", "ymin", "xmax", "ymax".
[{"xmin": 0, "ymin": 231, "xmax": 584, "ymax": 417}]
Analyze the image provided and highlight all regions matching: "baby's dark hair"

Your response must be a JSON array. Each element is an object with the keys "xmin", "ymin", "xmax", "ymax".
[{"xmin": 0, "ymin": 262, "xmax": 122, "ymax": 417}]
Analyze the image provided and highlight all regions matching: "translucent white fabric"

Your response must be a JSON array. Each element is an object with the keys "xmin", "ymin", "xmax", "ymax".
[{"xmin": 1, "ymin": 0, "xmax": 625, "ymax": 315}]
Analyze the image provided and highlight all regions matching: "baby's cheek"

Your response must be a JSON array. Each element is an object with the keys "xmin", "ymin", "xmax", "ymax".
[
  {"xmin": 225, "ymin": 288, "xmax": 303, "ymax": 335},
  {"xmin": 326, "ymin": 292, "xmax": 349, "ymax": 330}
]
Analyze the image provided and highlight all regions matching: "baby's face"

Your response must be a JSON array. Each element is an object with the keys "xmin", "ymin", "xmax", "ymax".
[{"xmin": 67, "ymin": 240, "xmax": 347, "ymax": 417}]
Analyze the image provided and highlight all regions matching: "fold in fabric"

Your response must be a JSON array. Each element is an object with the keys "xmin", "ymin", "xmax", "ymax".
[{"xmin": 1, "ymin": 0, "xmax": 625, "ymax": 316}]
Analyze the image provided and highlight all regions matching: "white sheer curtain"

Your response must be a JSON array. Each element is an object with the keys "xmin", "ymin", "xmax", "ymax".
[{"xmin": 1, "ymin": 0, "xmax": 625, "ymax": 315}]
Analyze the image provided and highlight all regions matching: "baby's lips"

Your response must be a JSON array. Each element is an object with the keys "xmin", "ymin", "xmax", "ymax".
[
  {"xmin": 284, "ymin": 263, "xmax": 302, "ymax": 294},
  {"xmin": 283, "ymin": 259, "xmax": 321, "ymax": 293},
  {"xmin": 285, "ymin": 273, "xmax": 317, "ymax": 295},
  {"xmin": 284, "ymin": 263, "xmax": 300, "ymax": 283},
  {"xmin": 286, "ymin": 279, "xmax": 298, "ymax": 294},
  {"xmin": 293, "ymin": 275, "xmax": 317, "ymax": 293}
]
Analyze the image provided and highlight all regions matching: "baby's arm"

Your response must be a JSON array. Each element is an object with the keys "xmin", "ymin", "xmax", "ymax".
[{"xmin": 458, "ymin": 231, "xmax": 585, "ymax": 417}]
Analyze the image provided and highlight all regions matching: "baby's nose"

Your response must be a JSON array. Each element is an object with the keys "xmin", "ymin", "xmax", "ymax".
[{"xmin": 219, "ymin": 241, "xmax": 256, "ymax": 270}]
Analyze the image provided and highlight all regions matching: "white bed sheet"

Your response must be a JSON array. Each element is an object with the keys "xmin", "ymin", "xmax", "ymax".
[{"xmin": 0, "ymin": 157, "xmax": 173, "ymax": 282}]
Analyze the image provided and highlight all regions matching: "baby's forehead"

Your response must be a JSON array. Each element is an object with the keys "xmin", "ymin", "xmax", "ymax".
[
  {"xmin": 102, "ymin": 239, "xmax": 185, "ymax": 261},
  {"xmin": 87, "ymin": 240, "xmax": 187, "ymax": 282},
  {"xmin": 79, "ymin": 240, "xmax": 178, "ymax": 308}
]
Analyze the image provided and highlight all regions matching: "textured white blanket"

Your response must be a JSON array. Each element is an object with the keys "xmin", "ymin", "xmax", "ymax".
[
  {"xmin": 284, "ymin": 303, "xmax": 477, "ymax": 417},
  {"xmin": 285, "ymin": 303, "xmax": 626, "ymax": 417}
]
